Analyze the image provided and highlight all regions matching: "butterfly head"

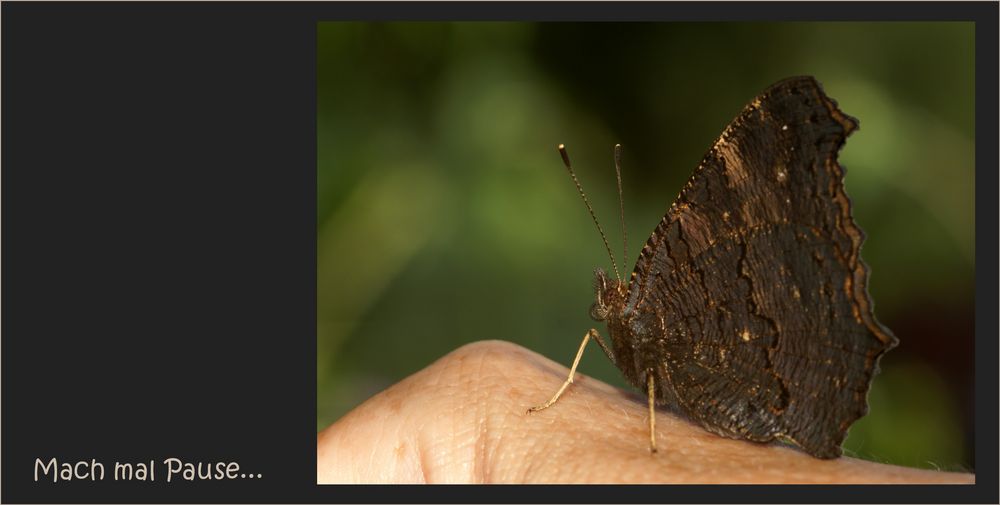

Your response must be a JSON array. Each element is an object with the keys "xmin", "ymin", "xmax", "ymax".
[{"xmin": 590, "ymin": 267, "xmax": 626, "ymax": 322}]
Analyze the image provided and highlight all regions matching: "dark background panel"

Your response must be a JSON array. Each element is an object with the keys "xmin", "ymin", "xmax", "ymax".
[
  {"xmin": 1, "ymin": 2, "xmax": 318, "ymax": 503},
  {"xmin": 2, "ymin": 1, "xmax": 996, "ymax": 503}
]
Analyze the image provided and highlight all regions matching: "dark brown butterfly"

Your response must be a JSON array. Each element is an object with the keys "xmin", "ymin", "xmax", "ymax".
[{"xmin": 529, "ymin": 76, "xmax": 898, "ymax": 459}]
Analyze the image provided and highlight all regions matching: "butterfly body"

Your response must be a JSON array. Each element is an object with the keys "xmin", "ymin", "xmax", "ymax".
[{"xmin": 589, "ymin": 76, "xmax": 897, "ymax": 459}]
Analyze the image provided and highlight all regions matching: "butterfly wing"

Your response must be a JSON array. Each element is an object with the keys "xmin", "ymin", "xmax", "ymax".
[{"xmin": 628, "ymin": 76, "xmax": 897, "ymax": 458}]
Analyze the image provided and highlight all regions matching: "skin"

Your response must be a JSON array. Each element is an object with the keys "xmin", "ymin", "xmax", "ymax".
[{"xmin": 317, "ymin": 340, "xmax": 974, "ymax": 484}]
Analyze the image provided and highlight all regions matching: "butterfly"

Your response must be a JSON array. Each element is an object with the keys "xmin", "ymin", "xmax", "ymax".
[{"xmin": 529, "ymin": 76, "xmax": 898, "ymax": 459}]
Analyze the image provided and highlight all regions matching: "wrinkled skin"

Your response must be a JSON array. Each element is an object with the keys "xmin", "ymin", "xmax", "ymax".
[{"xmin": 317, "ymin": 341, "xmax": 973, "ymax": 484}]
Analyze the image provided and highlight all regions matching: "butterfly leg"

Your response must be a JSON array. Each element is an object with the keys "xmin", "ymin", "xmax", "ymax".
[
  {"xmin": 647, "ymin": 372, "xmax": 658, "ymax": 453},
  {"xmin": 590, "ymin": 328, "xmax": 616, "ymax": 365},
  {"xmin": 527, "ymin": 328, "xmax": 602, "ymax": 414}
]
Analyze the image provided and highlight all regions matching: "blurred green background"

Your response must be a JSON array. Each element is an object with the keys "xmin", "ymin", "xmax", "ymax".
[{"xmin": 317, "ymin": 22, "xmax": 974, "ymax": 472}]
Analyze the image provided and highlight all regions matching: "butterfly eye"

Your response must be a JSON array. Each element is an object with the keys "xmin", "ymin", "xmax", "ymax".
[{"xmin": 589, "ymin": 302, "xmax": 608, "ymax": 322}]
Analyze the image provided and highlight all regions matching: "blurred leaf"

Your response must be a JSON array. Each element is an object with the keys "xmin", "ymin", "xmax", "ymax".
[
  {"xmin": 317, "ymin": 22, "xmax": 975, "ymax": 471},
  {"xmin": 845, "ymin": 360, "xmax": 966, "ymax": 471}
]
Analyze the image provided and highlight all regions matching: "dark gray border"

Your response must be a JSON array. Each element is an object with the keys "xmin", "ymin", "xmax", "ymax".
[
  {"xmin": 972, "ymin": 1, "xmax": 998, "ymax": 494},
  {"xmin": 314, "ymin": 0, "xmax": 988, "ymax": 21},
  {"xmin": 2, "ymin": 1, "xmax": 995, "ymax": 503}
]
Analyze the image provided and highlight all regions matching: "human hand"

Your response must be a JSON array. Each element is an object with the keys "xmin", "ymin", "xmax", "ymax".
[{"xmin": 316, "ymin": 340, "xmax": 974, "ymax": 484}]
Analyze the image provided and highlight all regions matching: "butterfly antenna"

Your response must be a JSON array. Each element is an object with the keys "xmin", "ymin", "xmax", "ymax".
[
  {"xmin": 558, "ymin": 144, "xmax": 621, "ymax": 282},
  {"xmin": 614, "ymin": 144, "xmax": 628, "ymax": 278}
]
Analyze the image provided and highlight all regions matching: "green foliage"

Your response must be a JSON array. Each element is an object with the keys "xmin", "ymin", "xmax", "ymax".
[{"xmin": 317, "ymin": 22, "xmax": 974, "ymax": 471}]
